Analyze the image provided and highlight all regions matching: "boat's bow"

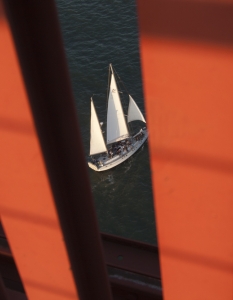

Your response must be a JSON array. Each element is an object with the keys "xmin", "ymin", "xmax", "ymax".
[{"xmin": 88, "ymin": 162, "xmax": 98, "ymax": 171}]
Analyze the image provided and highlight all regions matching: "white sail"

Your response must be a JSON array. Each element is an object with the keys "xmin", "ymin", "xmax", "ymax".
[
  {"xmin": 106, "ymin": 65, "xmax": 129, "ymax": 144},
  {"xmin": 127, "ymin": 95, "xmax": 146, "ymax": 123},
  {"xmin": 90, "ymin": 98, "xmax": 107, "ymax": 155}
]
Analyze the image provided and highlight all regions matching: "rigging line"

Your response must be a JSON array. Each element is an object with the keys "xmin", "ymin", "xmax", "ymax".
[
  {"xmin": 114, "ymin": 67, "xmax": 131, "ymax": 116},
  {"xmin": 114, "ymin": 68, "xmax": 131, "ymax": 96},
  {"xmin": 105, "ymin": 64, "xmax": 111, "ymax": 144},
  {"xmin": 111, "ymin": 65, "xmax": 131, "ymax": 138},
  {"xmin": 112, "ymin": 66, "xmax": 127, "ymax": 112},
  {"xmin": 115, "ymin": 71, "xmax": 132, "ymax": 137},
  {"xmin": 114, "ymin": 67, "xmax": 134, "ymax": 136},
  {"xmin": 106, "ymin": 65, "xmax": 110, "ymax": 113}
]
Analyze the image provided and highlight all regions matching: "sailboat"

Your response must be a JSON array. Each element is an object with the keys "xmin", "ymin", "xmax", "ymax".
[{"xmin": 88, "ymin": 64, "xmax": 148, "ymax": 172}]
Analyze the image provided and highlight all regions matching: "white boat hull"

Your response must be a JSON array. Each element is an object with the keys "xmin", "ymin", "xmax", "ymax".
[{"xmin": 88, "ymin": 128, "xmax": 148, "ymax": 172}]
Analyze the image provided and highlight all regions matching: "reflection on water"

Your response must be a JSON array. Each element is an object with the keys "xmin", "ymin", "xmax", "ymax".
[{"xmin": 55, "ymin": 0, "xmax": 156, "ymax": 244}]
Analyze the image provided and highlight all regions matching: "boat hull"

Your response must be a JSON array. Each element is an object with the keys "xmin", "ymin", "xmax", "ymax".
[{"xmin": 88, "ymin": 128, "xmax": 148, "ymax": 172}]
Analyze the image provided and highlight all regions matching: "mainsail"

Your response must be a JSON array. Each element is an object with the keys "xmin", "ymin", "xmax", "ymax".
[
  {"xmin": 106, "ymin": 65, "xmax": 129, "ymax": 144},
  {"xmin": 127, "ymin": 95, "xmax": 146, "ymax": 123},
  {"xmin": 90, "ymin": 98, "xmax": 107, "ymax": 155}
]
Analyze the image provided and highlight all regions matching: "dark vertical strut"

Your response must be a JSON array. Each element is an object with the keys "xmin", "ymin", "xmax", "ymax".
[
  {"xmin": 0, "ymin": 273, "xmax": 9, "ymax": 300},
  {"xmin": 3, "ymin": 1, "xmax": 112, "ymax": 299}
]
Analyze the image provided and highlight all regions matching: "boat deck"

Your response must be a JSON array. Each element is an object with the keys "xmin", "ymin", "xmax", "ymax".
[{"xmin": 88, "ymin": 128, "xmax": 148, "ymax": 172}]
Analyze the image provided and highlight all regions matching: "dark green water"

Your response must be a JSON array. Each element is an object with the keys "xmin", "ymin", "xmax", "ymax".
[{"xmin": 55, "ymin": 0, "xmax": 156, "ymax": 244}]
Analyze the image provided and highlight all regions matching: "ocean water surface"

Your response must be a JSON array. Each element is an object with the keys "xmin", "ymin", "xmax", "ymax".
[{"xmin": 55, "ymin": 0, "xmax": 156, "ymax": 244}]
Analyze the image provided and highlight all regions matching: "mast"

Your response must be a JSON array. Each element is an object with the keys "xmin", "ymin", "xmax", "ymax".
[
  {"xmin": 106, "ymin": 64, "xmax": 129, "ymax": 144},
  {"xmin": 109, "ymin": 63, "xmax": 113, "ymax": 75}
]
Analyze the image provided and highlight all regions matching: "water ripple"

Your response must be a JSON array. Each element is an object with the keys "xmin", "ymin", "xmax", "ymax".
[{"xmin": 55, "ymin": 0, "xmax": 156, "ymax": 244}]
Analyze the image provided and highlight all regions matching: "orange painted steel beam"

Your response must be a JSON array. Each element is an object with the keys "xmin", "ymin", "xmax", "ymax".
[
  {"xmin": 0, "ymin": 1, "xmax": 112, "ymax": 300},
  {"xmin": 0, "ymin": 6, "xmax": 78, "ymax": 300},
  {"xmin": 138, "ymin": 1, "xmax": 233, "ymax": 300}
]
